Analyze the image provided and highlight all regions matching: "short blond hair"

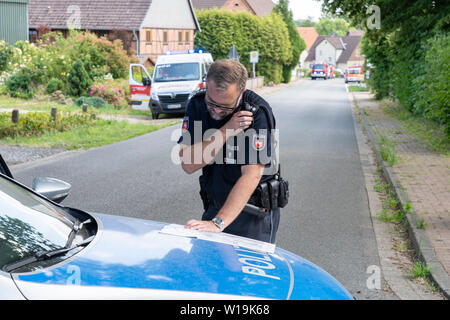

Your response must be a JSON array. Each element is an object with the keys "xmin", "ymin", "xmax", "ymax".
[{"xmin": 206, "ymin": 59, "xmax": 248, "ymax": 93}]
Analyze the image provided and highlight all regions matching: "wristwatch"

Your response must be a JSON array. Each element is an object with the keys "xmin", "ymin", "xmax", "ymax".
[{"xmin": 211, "ymin": 217, "xmax": 225, "ymax": 232}]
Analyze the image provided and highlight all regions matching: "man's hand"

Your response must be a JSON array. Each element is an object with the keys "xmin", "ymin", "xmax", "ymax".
[
  {"xmin": 223, "ymin": 110, "xmax": 254, "ymax": 133},
  {"xmin": 185, "ymin": 219, "xmax": 221, "ymax": 233}
]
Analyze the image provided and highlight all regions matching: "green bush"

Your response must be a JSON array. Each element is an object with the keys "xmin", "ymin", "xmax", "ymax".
[
  {"xmin": 6, "ymin": 68, "xmax": 34, "ymax": 99},
  {"xmin": 413, "ymin": 34, "xmax": 449, "ymax": 136},
  {"xmin": 68, "ymin": 60, "xmax": 92, "ymax": 97},
  {"xmin": 274, "ymin": 0, "xmax": 305, "ymax": 83},
  {"xmin": 0, "ymin": 111, "xmax": 95, "ymax": 138},
  {"xmin": 75, "ymin": 96, "xmax": 106, "ymax": 108},
  {"xmin": 45, "ymin": 78, "xmax": 65, "ymax": 94},
  {"xmin": 194, "ymin": 9, "xmax": 292, "ymax": 84}
]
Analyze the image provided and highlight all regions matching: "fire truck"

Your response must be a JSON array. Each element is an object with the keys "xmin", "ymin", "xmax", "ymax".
[
  {"xmin": 345, "ymin": 65, "xmax": 364, "ymax": 83},
  {"xmin": 311, "ymin": 62, "xmax": 330, "ymax": 80}
]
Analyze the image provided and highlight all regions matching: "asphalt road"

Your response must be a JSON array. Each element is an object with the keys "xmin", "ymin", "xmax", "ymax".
[{"xmin": 13, "ymin": 78, "xmax": 390, "ymax": 299}]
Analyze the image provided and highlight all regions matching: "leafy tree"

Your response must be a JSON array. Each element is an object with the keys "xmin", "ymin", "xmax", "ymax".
[
  {"xmin": 315, "ymin": 18, "xmax": 351, "ymax": 36},
  {"xmin": 322, "ymin": 0, "xmax": 450, "ymax": 135},
  {"xmin": 273, "ymin": 0, "xmax": 306, "ymax": 83},
  {"xmin": 295, "ymin": 17, "xmax": 317, "ymax": 27}
]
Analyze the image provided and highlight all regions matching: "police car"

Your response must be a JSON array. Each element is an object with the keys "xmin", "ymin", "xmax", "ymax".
[{"xmin": 0, "ymin": 155, "xmax": 352, "ymax": 300}]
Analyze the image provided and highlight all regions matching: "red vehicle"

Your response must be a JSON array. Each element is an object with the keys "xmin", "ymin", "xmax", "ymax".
[{"xmin": 311, "ymin": 63, "xmax": 329, "ymax": 80}]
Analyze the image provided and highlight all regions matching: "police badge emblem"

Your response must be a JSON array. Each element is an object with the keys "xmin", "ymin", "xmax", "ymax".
[{"xmin": 252, "ymin": 134, "xmax": 266, "ymax": 151}]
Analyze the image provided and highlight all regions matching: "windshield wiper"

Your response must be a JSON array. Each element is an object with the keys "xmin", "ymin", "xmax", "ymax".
[
  {"xmin": 66, "ymin": 218, "xmax": 93, "ymax": 248},
  {"xmin": 3, "ymin": 236, "xmax": 94, "ymax": 273}
]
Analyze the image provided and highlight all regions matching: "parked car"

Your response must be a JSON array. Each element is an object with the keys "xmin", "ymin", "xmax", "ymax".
[{"xmin": 0, "ymin": 154, "xmax": 352, "ymax": 300}]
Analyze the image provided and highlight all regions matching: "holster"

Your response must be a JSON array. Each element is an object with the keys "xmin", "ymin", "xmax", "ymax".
[{"xmin": 199, "ymin": 175, "xmax": 209, "ymax": 211}]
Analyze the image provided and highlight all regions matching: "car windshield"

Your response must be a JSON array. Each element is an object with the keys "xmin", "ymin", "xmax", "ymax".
[
  {"xmin": 0, "ymin": 175, "xmax": 74, "ymax": 270},
  {"xmin": 153, "ymin": 63, "xmax": 200, "ymax": 82},
  {"xmin": 349, "ymin": 69, "xmax": 360, "ymax": 74},
  {"xmin": 313, "ymin": 64, "xmax": 325, "ymax": 69}
]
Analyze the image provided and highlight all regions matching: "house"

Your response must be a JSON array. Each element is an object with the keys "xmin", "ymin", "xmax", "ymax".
[
  {"xmin": 28, "ymin": 0, "xmax": 201, "ymax": 66},
  {"xmin": 297, "ymin": 27, "xmax": 318, "ymax": 68},
  {"xmin": 192, "ymin": 0, "xmax": 274, "ymax": 17},
  {"xmin": 0, "ymin": 0, "xmax": 29, "ymax": 44},
  {"xmin": 304, "ymin": 33, "xmax": 365, "ymax": 71}
]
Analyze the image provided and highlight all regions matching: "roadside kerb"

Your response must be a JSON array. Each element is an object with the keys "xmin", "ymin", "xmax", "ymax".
[{"xmin": 350, "ymin": 91, "xmax": 450, "ymax": 299}]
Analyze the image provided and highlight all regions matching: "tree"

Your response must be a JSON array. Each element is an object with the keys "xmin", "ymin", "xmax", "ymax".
[
  {"xmin": 194, "ymin": 9, "xmax": 292, "ymax": 84},
  {"xmin": 295, "ymin": 16, "xmax": 316, "ymax": 27},
  {"xmin": 273, "ymin": 0, "xmax": 306, "ymax": 83},
  {"xmin": 321, "ymin": 0, "xmax": 450, "ymax": 136},
  {"xmin": 67, "ymin": 59, "xmax": 92, "ymax": 97},
  {"xmin": 315, "ymin": 18, "xmax": 351, "ymax": 36}
]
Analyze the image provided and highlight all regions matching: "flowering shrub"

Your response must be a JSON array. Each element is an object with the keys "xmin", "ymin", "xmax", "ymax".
[
  {"xmin": 0, "ymin": 31, "xmax": 138, "ymax": 98},
  {"xmin": 0, "ymin": 111, "xmax": 95, "ymax": 138},
  {"xmin": 90, "ymin": 81, "xmax": 125, "ymax": 108}
]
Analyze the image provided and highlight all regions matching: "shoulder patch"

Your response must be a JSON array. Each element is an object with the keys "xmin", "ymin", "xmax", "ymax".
[{"xmin": 182, "ymin": 116, "xmax": 189, "ymax": 131}]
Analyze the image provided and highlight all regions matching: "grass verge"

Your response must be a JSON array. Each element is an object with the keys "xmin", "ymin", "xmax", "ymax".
[
  {"xmin": 348, "ymin": 85, "xmax": 369, "ymax": 92},
  {"xmin": 0, "ymin": 119, "xmax": 177, "ymax": 150},
  {"xmin": 380, "ymin": 99, "xmax": 449, "ymax": 155},
  {"xmin": 0, "ymin": 95, "xmax": 150, "ymax": 117}
]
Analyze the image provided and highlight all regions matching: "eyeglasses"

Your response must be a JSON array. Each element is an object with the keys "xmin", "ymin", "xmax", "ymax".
[{"xmin": 205, "ymin": 89, "xmax": 243, "ymax": 112}]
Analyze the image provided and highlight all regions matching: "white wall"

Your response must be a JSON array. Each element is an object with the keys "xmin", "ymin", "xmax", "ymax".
[
  {"xmin": 141, "ymin": 0, "xmax": 197, "ymax": 29},
  {"xmin": 315, "ymin": 40, "xmax": 337, "ymax": 65}
]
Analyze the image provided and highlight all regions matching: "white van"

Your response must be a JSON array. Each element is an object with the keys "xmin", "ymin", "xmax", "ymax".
[
  {"xmin": 150, "ymin": 52, "xmax": 213, "ymax": 119},
  {"xmin": 128, "ymin": 52, "xmax": 213, "ymax": 118}
]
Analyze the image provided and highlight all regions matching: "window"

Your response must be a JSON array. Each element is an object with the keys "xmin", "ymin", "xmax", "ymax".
[
  {"xmin": 146, "ymin": 30, "xmax": 152, "ymax": 43},
  {"xmin": 163, "ymin": 31, "xmax": 168, "ymax": 44},
  {"xmin": 154, "ymin": 63, "xmax": 200, "ymax": 82},
  {"xmin": 185, "ymin": 31, "xmax": 190, "ymax": 44},
  {"xmin": 178, "ymin": 31, "xmax": 183, "ymax": 44},
  {"xmin": 132, "ymin": 65, "xmax": 144, "ymax": 83}
]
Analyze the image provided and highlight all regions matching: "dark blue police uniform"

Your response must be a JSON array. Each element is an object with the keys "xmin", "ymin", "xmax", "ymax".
[{"xmin": 178, "ymin": 89, "xmax": 280, "ymax": 244}]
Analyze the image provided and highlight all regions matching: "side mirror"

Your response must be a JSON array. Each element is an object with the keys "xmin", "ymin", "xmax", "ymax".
[
  {"xmin": 202, "ymin": 74, "xmax": 207, "ymax": 82},
  {"xmin": 32, "ymin": 177, "xmax": 71, "ymax": 204},
  {"xmin": 142, "ymin": 77, "xmax": 152, "ymax": 87}
]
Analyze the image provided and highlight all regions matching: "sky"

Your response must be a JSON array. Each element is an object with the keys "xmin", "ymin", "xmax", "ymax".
[{"xmin": 276, "ymin": 0, "xmax": 324, "ymax": 22}]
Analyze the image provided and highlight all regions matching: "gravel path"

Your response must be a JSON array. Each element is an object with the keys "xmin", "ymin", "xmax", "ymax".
[{"xmin": 0, "ymin": 145, "xmax": 65, "ymax": 166}]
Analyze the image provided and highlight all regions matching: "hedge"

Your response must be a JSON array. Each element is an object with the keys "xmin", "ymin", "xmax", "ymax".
[{"xmin": 194, "ymin": 9, "xmax": 292, "ymax": 84}]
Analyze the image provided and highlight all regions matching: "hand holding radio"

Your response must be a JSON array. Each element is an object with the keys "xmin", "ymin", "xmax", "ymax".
[{"xmin": 223, "ymin": 110, "xmax": 253, "ymax": 133}]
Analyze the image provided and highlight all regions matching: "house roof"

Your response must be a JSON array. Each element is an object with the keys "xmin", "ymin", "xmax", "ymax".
[
  {"xmin": 347, "ymin": 29, "xmax": 364, "ymax": 36},
  {"xmin": 305, "ymin": 35, "xmax": 363, "ymax": 64},
  {"xmin": 28, "ymin": 0, "xmax": 152, "ymax": 30},
  {"xmin": 297, "ymin": 27, "xmax": 318, "ymax": 51},
  {"xmin": 192, "ymin": 0, "xmax": 227, "ymax": 10},
  {"xmin": 192, "ymin": 0, "xmax": 274, "ymax": 17},
  {"xmin": 336, "ymin": 36, "xmax": 362, "ymax": 63},
  {"xmin": 246, "ymin": 0, "xmax": 274, "ymax": 17}
]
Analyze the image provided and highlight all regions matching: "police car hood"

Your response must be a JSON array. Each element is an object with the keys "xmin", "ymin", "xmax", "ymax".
[{"xmin": 13, "ymin": 213, "xmax": 352, "ymax": 300}]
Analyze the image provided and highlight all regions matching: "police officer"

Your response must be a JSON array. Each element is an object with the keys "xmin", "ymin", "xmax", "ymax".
[{"xmin": 178, "ymin": 59, "xmax": 280, "ymax": 243}]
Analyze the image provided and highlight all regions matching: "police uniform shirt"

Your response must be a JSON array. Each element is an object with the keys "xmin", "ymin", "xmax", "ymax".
[
  {"xmin": 178, "ymin": 89, "xmax": 280, "ymax": 243},
  {"xmin": 178, "ymin": 89, "xmax": 276, "ymax": 206}
]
